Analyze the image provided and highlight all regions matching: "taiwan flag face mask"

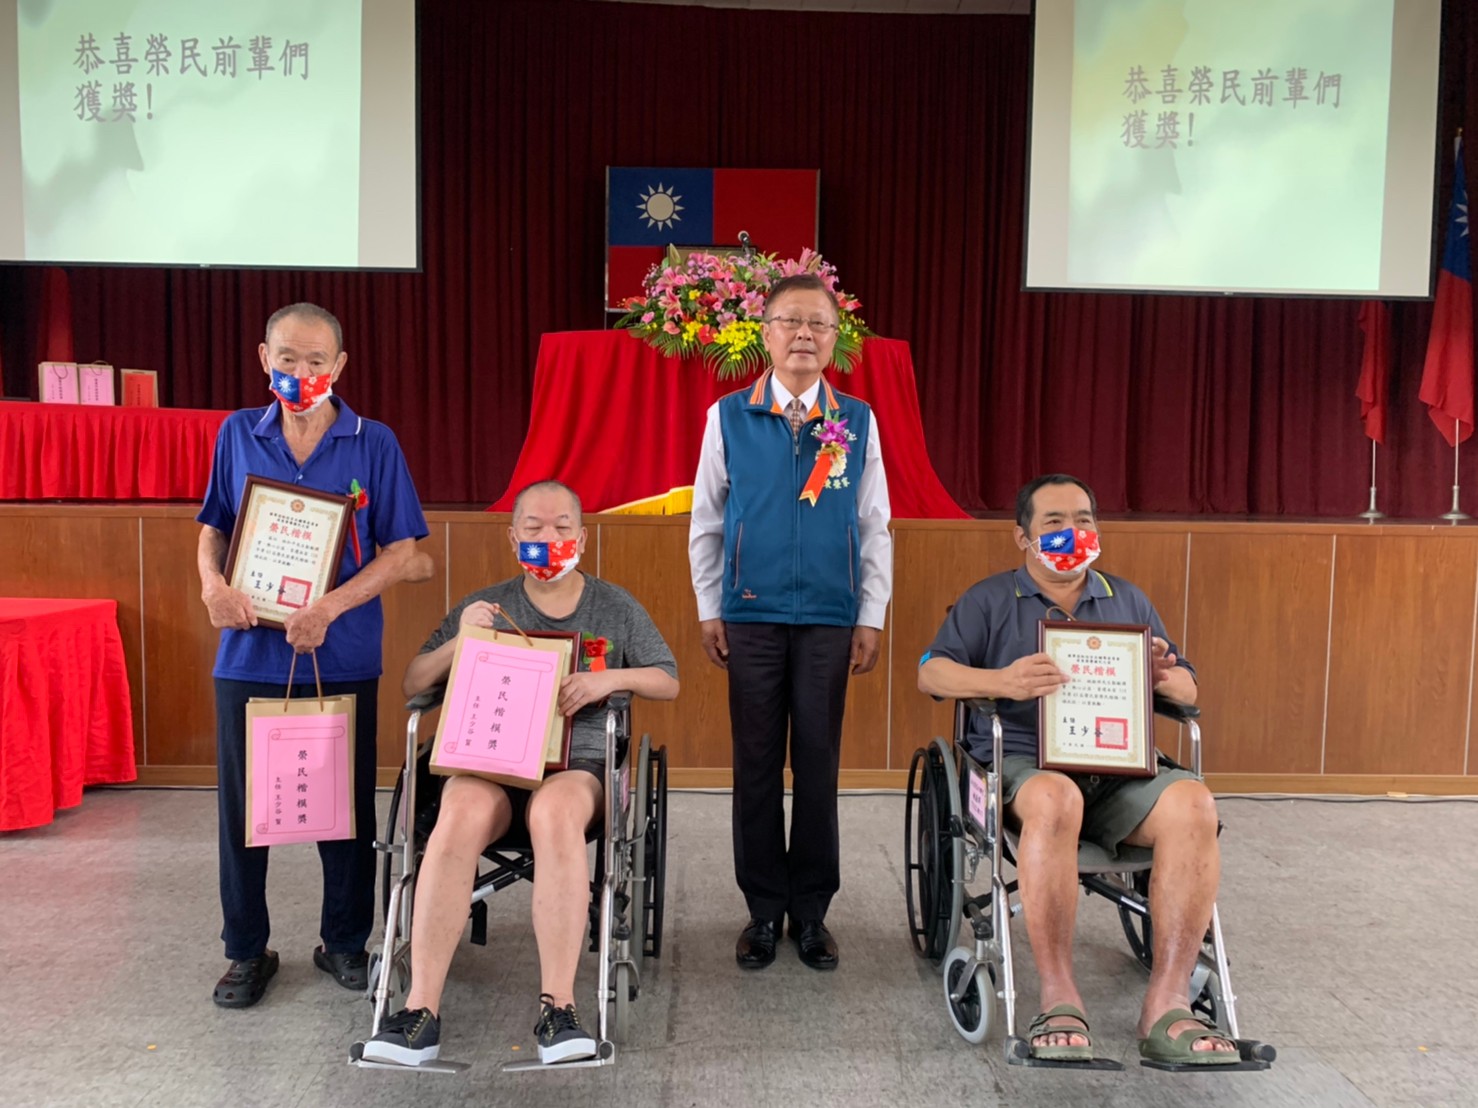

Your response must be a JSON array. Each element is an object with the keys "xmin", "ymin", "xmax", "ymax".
[
  {"xmin": 269, "ymin": 368, "xmax": 334, "ymax": 414},
  {"xmin": 517, "ymin": 539, "xmax": 581, "ymax": 583},
  {"xmin": 1031, "ymin": 527, "xmax": 1101, "ymax": 575}
]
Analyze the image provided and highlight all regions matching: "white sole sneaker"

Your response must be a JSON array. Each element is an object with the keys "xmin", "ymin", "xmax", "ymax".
[
  {"xmin": 360, "ymin": 1039, "xmax": 442, "ymax": 1066},
  {"xmin": 538, "ymin": 1035, "xmax": 597, "ymax": 1064}
]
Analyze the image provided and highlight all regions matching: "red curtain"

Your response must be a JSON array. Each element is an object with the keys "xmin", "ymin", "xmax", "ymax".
[{"xmin": 2, "ymin": 0, "xmax": 1476, "ymax": 516}]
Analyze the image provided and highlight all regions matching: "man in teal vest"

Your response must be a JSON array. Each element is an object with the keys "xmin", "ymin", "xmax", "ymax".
[{"xmin": 689, "ymin": 274, "xmax": 894, "ymax": 971}]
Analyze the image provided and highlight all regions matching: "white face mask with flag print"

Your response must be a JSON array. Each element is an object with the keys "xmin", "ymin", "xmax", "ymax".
[
  {"xmin": 518, "ymin": 539, "xmax": 580, "ymax": 583},
  {"xmin": 1031, "ymin": 527, "xmax": 1101, "ymax": 575}
]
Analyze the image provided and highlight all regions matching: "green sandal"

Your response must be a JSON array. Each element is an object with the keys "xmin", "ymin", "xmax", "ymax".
[
  {"xmin": 1138, "ymin": 1008, "xmax": 1239, "ymax": 1065},
  {"xmin": 1026, "ymin": 1004, "xmax": 1095, "ymax": 1061}
]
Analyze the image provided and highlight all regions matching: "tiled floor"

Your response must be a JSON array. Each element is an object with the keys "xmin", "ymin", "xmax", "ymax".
[{"xmin": 4, "ymin": 788, "xmax": 1475, "ymax": 1107}]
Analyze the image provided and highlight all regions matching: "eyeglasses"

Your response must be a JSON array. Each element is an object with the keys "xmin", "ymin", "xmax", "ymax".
[{"xmin": 764, "ymin": 316, "xmax": 839, "ymax": 334}]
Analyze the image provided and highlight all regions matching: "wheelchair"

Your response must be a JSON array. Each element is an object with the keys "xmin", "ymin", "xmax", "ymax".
[
  {"xmin": 349, "ymin": 690, "xmax": 669, "ymax": 1073},
  {"xmin": 904, "ymin": 696, "xmax": 1275, "ymax": 1072}
]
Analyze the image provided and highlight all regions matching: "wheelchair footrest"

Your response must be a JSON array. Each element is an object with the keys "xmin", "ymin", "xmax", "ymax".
[
  {"xmin": 502, "ymin": 1039, "xmax": 617, "ymax": 1072},
  {"xmin": 347, "ymin": 1040, "xmax": 471, "ymax": 1074},
  {"xmin": 1004, "ymin": 1037, "xmax": 1124, "ymax": 1070},
  {"xmin": 1138, "ymin": 1038, "xmax": 1275, "ymax": 1073}
]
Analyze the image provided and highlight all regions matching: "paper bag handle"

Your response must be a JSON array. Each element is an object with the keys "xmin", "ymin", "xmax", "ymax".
[
  {"xmin": 284, "ymin": 649, "xmax": 326, "ymax": 710},
  {"xmin": 490, "ymin": 603, "xmax": 534, "ymax": 647}
]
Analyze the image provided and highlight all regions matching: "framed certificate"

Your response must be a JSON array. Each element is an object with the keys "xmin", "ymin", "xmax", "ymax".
[
  {"xmin": 1037, "ymin": 620, "xmax": 1155, "ymax": 777},
  {"xmin": 224, "ymin": 476, "xmax": 355, "ymax": 629}
]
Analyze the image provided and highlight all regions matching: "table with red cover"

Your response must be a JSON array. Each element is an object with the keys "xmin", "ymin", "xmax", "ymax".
[
  {"xmin": 491, "ymin": 331, "xmax": 967, "ymax": 518},
  {"xmin": 0, "ymin": 598, "xmax": 137, "ymax": 831},
  {"xmin": 0, "ymin": 401, "xmax": 229, "ymax": 500}
]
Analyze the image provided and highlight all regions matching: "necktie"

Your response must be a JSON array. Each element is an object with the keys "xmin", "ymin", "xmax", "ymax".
[{"xmin": 787, "ymin": 398, "xmax": 805, "ymax": 435}]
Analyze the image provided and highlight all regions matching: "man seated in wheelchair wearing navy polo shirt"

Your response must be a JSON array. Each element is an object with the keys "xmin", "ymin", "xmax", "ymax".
[
  {"xmin": 363, "ymin": 480, "xmax": 679, "ymax": 1066},
  {"xmin": 917, "ymin": 474, "xmax": 1238, "ymax": 1066}
]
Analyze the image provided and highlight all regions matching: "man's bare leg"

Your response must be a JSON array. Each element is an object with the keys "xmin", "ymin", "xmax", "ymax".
[
  {"xmin": 1011, "ymin": 772, "xmax": 1090, "ymax": 1050},
  {"xmin": 526, "ymin": 770, "xmax": 602, "ymax": 1009},
  {"xmin": 1122, "ymin": 779, "xmax": 1235, "ymax": 1055},
  {"xmin": 404, "ymin": 776, "xmax": 513, "ymax": 1015}
]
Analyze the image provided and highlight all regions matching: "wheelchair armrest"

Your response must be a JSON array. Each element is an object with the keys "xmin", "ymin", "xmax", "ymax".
[
  {"xmin": 1153, "ymin": 695, "xmax": 1200, "ymax": 722},
  {"xmin": 961, "ymin": 696, "xmax": 999, "ymax": 717},
  {"xmin": 405, "ymin": 685, "xmax": 446, "ymax": 713},
  {"xmin": 604, "ymin": 692, "xmax": 632, "ymax": 712}
]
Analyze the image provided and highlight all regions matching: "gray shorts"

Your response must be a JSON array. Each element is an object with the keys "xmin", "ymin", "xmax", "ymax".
[{"xmin": 998, "ymin": 754, "xmax": 1199, "ymax": 860}]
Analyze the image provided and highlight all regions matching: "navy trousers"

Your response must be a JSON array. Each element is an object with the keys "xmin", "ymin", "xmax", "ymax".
[{"xmin": 214, "ymin": 677, "xmax": 379, "ymax": 961}]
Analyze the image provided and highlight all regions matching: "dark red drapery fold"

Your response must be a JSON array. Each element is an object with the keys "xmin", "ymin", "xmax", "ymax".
[{"xmin": 2, "ymin": 0, "xmax": 1476, "ymax": 517}]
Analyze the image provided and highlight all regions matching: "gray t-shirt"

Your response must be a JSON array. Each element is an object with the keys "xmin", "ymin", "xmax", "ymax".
[{"xmin": 419, "ymin": 574, "xmax": 678, "ymax": 763}]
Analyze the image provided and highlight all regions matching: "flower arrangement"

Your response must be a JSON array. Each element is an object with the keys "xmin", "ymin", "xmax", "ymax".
[
  {"xmin": 614, "ymin": 248, "xmax": 872, "ymax": 379},
  {"xmin": 581, "ymin": 633, "xmax": 610, "ymax": 672}
]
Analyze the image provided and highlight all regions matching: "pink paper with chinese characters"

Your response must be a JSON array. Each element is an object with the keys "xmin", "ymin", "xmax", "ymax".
[
  {"xmin": 430, "ymin": 629, "xmax": 571, "ymax": 789},
  {"xmin": 244, "ymin": 696, "xmax": 356, "ymax": 846}
]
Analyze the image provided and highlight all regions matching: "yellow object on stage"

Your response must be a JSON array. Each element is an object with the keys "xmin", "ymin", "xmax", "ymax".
[{"xmin": 606, "ymin": 486, "xmax": 695, "ymax": 516}]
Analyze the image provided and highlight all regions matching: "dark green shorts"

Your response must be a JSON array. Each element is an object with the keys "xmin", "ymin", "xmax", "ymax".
[{"xmin": 998, "ymin": 754, "xmax": 1199, "ymax": 861}]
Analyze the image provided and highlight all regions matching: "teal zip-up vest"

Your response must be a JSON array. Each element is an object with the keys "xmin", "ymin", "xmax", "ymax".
[{"xmin": 717, "ymin": 370, "xmax": 871, "ymax": 626}]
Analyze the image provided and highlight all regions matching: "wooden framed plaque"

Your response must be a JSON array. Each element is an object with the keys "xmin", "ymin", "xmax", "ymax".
[
  {"xmin": 224, "ymin": 476, "xmax": 355, "ymax": 629},
  {"xmin": 1037, "ymin": 620, "xmax": 1155, "ymax": 777}
]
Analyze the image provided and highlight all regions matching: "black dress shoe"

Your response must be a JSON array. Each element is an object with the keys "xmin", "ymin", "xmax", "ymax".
[
  {"xmin": 789, "ymin": 919, "xmax": 838, "ymax": 971},
  {"xmin": 735, "ymin": 918, "xmax": 781, "ymax": 970}
]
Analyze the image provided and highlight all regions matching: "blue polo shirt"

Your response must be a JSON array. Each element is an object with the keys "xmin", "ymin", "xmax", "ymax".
[
  {"xmin": 197, "ymin": 398, "xmax": 429, "ymax": 683},
  {"xmin": 920, "ymin": 565, "xmax": 1195, "ymax": 764}
]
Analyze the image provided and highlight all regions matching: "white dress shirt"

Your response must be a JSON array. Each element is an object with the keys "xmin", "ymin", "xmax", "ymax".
[{"xmin": 688, "ymin": 375, "xmax": 893, "ymax": 628}]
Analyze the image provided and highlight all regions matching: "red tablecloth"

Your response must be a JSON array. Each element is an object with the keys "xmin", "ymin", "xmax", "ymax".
[
  {"xmin": 0, "ymin": 401, "xmax": 229, "ymax": 500},
  {"xmin": 490, "ymin": 331, "xmax": 968, "ymax": 518},
  {"xmin": 0, "ymin": 598, "xmax": 137, "ymax": 831}
]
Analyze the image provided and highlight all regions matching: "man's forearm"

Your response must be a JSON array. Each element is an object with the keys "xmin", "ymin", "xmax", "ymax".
[
  {"xmin": 1159, "ymin": 665, "xmax": 1198, "ymax": 706},
  {"xmin": 609, "ymin": 666, "xmax": 679, "ymax": 703},
  {"xmin": 918, "ymin": 656, "xmax": 1002, "ymax": 700},
  {"xmin": 403, "ymin": 638, "xmax": 456, "ymax": 699},
  {"xmin": 198, "ymin": 526, "xmax": 229, "ymax": 592}
]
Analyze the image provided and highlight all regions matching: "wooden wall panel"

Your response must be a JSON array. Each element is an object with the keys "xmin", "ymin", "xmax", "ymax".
[
  {"xmin": 378, "ymin": 521, "xmax": 449, "ymax": 767},
  {"xmin": 7, "ymin": 506, "xmax": 1478, "ymax": 793},
  {"xmin": 887, "ymin": 524, "xmax": 1019, "ymax": 770},
  {"xmin": 0, "ymin": 511, "xmax": 145, "ymax": 759},
  {"xmin": 139, "ymin": 517, "xmax": 218, "ymax": 766},
  {"xmin": 1185, "ymin": 532, "xmax": 1333, "ymax": 774},
  {"xmin": 595, "ymin": 520, "xmax": 721, "ymax": 766},
  {"xmin": 1325, "ymin": 534, "xmax": 1474, "ymax": 775},
  {"xmin": 445, "ymin": 514, "xmax": 524, "ymax": 607}
]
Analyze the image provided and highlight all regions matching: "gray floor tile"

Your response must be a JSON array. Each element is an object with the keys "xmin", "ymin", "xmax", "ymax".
[{"xmin": 3, "ymin": 788, "xmax": 1477, "ymax": 1106}]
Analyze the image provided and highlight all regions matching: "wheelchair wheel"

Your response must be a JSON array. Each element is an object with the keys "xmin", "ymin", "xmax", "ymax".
[
  {"xmin": 941, "ymin": 946, "xmax": 996, "ymax": 1045},
  {"xmin": 611, "ymin": 961, "xmax": 635, "ymax": 1043},
  {"xmin": 904, "ymin": 740, "xmax": 963, "ymax": 966},
  {"xmin": 1117, "ymin": 870, "xmax": 1153, "ymax": 971},
  {"xmin": 642, "ymin": 744, "xmax": 669, "ymax": 958}
]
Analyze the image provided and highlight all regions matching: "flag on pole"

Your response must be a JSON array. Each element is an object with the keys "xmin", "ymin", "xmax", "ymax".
[
  {"xmin": 1356, "ymin": 301, "xmax": 1391, "ymax": 444},
  {"xmin": 1418, "ymin": 134, "xmax": 1474, "ymax": 447}
]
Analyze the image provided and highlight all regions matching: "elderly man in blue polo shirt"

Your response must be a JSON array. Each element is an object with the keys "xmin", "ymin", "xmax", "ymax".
[
  {"xmin": 196, "ymin": 302, "xmax": 433, "ymax": 1009},
  {"xmin": 918, "ymin": 474, "xmax": 1238, "ymax": 1066}
]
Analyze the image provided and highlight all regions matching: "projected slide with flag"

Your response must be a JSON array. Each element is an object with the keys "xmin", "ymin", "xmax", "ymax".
[{"xmin": 606, "ymin": 167, "xmax": 818, "ymax": 308}]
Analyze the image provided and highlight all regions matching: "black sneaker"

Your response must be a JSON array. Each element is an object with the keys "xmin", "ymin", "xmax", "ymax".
[
  {"xmin": 534, "ymin": 994, "xmax": 596, "ymax": 1064},
  {"xmin": 361, "ymin": 1007, "xmax": 441, "ymax": 1065}
]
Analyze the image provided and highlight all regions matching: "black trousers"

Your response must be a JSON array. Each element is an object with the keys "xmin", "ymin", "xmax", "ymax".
[
  {"xmin": 726, "ymin": 622, "xmax": 853, "ymax": 923},
  {"xmin": 214, "ymin": 677, "xmax": 379, "ymax": 961}
]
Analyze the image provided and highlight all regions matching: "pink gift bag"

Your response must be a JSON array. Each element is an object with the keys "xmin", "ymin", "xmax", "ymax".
[
  {"xmin": 430, "ymin": 623, "xmax": 575, "ymax": 789},
  {"xmin": 244, "ymin": 652, "xmax": 356, "ymax": 846}
]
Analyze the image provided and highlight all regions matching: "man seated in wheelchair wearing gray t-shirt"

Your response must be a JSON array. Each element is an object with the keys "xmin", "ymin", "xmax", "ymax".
[
  {"xmin": 917, "ymin": 474, "xmax": 1238, "ymax": 1066},
  {"xmin": 363, "ymin": 480, "xmax": 679, "ymax": 1066}
]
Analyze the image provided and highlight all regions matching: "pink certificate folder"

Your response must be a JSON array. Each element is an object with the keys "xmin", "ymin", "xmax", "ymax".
[
  {"xmin": 247, "ymin": 718, "xmax": 353, "ymax": 846},
  {"xmin": 433, "ymin": 639, "xmax": 563, "ymax": 786}
]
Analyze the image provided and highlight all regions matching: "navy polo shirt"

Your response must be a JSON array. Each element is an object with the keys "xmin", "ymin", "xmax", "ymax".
[
  {"xmin": 920, "ymin": 565, "xmax": 1195, "ymax": 763},
  {"xmin": 197, "ymin": 397, "xmax": 429, "ymax": 683}
]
